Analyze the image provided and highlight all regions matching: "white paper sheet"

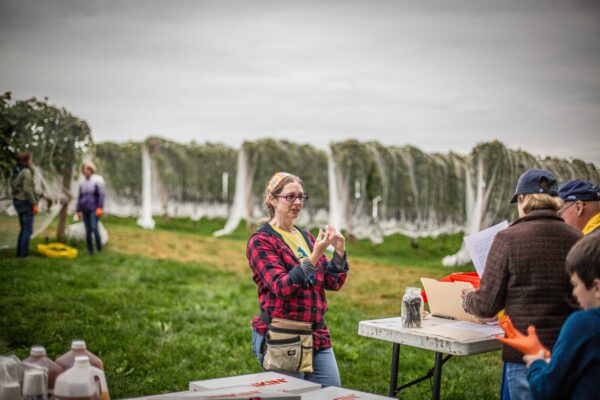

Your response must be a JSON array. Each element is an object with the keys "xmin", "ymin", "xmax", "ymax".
[
  {"xmin": 444, "ymin": 321, "xmax": 504, "ymax": 337},
  {"xmin": 463, "ymin": 220, "xmax": 509, "ymax": 276}
]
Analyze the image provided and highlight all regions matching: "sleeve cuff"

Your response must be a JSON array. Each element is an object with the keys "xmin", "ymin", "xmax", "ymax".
[
  {"xmin": 527, "ymin": 359, "xmax": 547, "ymax": 379},
  {"xmin": 330, "ymin": 251, "xmax": 348, "ymax": 271},
  {"xmin": 289, "ymin": 265, "xmax": 307, "ymax": 284}
]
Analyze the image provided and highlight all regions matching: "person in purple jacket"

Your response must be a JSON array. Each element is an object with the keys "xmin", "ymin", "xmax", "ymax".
[{"xmin": 76, "ymin": 161, "xmax": 105, "ymax": 255}]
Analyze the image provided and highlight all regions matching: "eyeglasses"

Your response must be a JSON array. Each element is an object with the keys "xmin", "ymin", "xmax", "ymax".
[
  {"xmin": 557, "ymin": 201, "xmax": 577, "ymax": 217},
  {"xmin": 272, "ymin": 193, "xmax": 309, "ymax": 202}
]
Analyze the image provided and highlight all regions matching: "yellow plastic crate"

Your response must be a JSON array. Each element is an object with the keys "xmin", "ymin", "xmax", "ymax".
[{"xmin": 37, "ymin": 242, "xmax": 78, "ymax": 259}]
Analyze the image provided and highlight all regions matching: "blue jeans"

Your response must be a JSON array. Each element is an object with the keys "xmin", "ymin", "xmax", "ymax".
[
  {"xmin": 82, "ymin": 210, "xmax": 102, "ymax": 254},
  {"xmin": 14, "ymin": 199, "xmax": 34, "ymax": 257},
  {"xmin": 252, "ymin": 329, "xmax": 341, "ymax": 387},
  {"xmin": 501, "ymin": 362, "xmax": 533, "ymax": 400}
]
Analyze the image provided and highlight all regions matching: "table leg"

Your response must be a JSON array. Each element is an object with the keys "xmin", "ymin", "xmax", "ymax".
[
  {"xmin": 431, "ymin": 352, "xmax": 443, "ymax": 400},
  {"xmin": 389, "ymin": 343, "xmax": 401, "ymax": 397}
]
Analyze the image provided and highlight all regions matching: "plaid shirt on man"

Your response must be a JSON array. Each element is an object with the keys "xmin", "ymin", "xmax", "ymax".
[{"xmin": 247, "ymin": 223, "xmax": 349, "ymax": 351}]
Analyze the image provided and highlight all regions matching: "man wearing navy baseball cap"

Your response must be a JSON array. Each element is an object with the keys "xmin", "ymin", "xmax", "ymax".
[{"xmin": 558, "ymin": 179, "xmax": 600, "ymax": 235}]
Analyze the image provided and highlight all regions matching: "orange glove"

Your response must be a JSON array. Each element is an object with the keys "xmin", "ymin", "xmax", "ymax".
[
  {"xmin": 76, "ymin": 211, "xmax": 82, "ymax": 220},
  {"xmin": 95, "ymin": 207, "xmax": 103, "ymax": 218},
  {"xmin": 496, "ymin": 315, "xmax": 551, "ymax": 357},
  {"xmin": 32, "ymin": 204, "xmax": 39, "ymax": 215}
]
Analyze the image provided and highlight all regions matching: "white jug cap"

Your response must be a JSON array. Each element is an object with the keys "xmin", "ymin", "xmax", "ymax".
[
  {"xmin": 74, "ymin": 356, "xmax": 91, "ymax": 367},
  {"xmin": 71, "ymin": 340, "xmax": 87, "ymax": 350},
  {"xmin": 30, "ymin": 346, "xmax": 47, "ymax": 356}
]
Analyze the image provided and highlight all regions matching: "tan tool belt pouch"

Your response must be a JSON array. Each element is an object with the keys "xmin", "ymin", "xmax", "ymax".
[{"xmin": 262, "ymin": 317, "xmax": 314, "ymax": 373}]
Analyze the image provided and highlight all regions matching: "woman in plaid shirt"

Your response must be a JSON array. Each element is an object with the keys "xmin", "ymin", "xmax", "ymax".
[{"xmin": 248, "ymin": 172, "xmax": 349, "ymax": 387}]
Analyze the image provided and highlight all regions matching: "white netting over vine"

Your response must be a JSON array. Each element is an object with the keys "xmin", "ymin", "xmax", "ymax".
[
  {"xmin": 95, "ymin": 138, "xmax": 237, "ymax": 225},
  {"xmin": 53, "ymin": 137, "xmax": 599, "ymax": 266},
  {"xmin": 94, "ymin": 139, "xmax": 599, "ymax": 238}
]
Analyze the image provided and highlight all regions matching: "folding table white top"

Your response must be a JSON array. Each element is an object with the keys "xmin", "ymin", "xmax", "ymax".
[{"xmin": 358, "ymin": 316, "xmax": 503, "ymax": 356}]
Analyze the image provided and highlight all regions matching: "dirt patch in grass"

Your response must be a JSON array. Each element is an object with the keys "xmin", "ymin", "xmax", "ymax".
[
  {"xmin": 106, "ymin": 225, "xmax": 250, "ymax": 275},
  {"xmin": 104, "ymin": 224, "xmax": 435, "ymax": 315},
  {"xmin": 338, "ymin": 257, "xmax": 432, "ymax": 314}
]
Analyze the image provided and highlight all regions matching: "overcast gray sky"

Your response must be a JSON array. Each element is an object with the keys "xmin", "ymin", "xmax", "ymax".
[{"xmin": 1, "ymin": 0, "xmax": 599, "ymax": 164}]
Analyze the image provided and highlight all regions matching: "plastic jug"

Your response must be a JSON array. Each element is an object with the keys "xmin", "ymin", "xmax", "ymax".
[
  {"xmin": 93, "ymin": 368, "xmax": 109, "ymax": 400},
  {"xmin": 0, "ymin": 381, "xmax": 21, "ymax": 400},
  {"xmin": 0, "ymin": 355, "xmax": 22, "ymax": 384},
  {"xmin": 0, "ymin": 355, "xmax": 22, "ymax": 400},
  {"xmin": 24, "ymin": 346, "xmax": 64, "ymax": 395},
  {"xmin": 22, "ymin": 368, "xmax": 48, "ymax": 400},
  {"xmin": 54, "ymin": 356, "xmax": 108, "ymax": 400},
  {"xmin": 55, "ymin": 341, "xmax": 104, "ymax": 371}
]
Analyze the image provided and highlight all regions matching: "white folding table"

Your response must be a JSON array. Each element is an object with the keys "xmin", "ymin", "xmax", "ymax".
[{"xmin": 358, "ymin": 316, "xmax": 503, "ymax": 399}]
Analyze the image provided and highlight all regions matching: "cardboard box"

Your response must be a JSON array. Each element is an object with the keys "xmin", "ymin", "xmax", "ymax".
[
  {"xmin": 161, "ymin": 385, "xmax": 301, "ymax": 399},
  {"xmin": 189, "ymin": 372, "xmax": 321, "ymax": 394},
  {"xmin": 121, "ymin": 391, "xmax": 194, "ymax": 400},
  {"xmin": 125, "ymin": 375, "xmax": 392, "ymax": 400},
  {"xmin": 305, "ymin": 387, "xmax": 395, "ymax": 400}
]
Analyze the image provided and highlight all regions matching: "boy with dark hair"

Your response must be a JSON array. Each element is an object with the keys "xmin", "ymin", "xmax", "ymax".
[{"xmin": 523, "ymin": 232, "xmax": 600, "ymax": 399}]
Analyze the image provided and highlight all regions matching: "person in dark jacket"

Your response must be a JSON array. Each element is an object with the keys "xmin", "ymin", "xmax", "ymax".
[
  {"xmin": 461, "ymin": 169, "xmax": 581, "ymax": 400},
  {"xmin": 247, "ymin": 172, "xmax": 349, "ymax": 387},
  {"xmin": 11, "ymin": 152, "xmax": 38, "ymax": 257},
  {"xmin": 523, "ymin": 232, "xmax": 600, "ymax": 400},
  {"xmin": 76, "ymin": 161, "xmax": 105, "ymax": 255}
]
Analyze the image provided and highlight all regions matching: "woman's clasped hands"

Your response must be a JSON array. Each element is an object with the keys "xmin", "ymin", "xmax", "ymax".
[{"xmin": 313, "ymin": 225, "xmax": 345, "ymax": 259}]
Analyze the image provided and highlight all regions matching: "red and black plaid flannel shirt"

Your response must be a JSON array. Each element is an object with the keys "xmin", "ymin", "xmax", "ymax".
[{"xmin": 247, "ymin": 223, "xmax": 349, "ymax": 351}]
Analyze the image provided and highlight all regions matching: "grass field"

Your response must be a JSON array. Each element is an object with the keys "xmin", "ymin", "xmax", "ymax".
[{"xmin": 0, "ymin": 216, "xmax": 503, "ymax": 399}]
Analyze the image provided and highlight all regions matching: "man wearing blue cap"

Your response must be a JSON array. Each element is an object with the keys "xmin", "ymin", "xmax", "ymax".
[{"xmin": 558, "ymin": 179, "xmax": 600, "ymax": 235}]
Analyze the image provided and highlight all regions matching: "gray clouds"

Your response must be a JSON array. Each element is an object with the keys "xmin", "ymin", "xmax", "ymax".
[{"xmin": 1, "ymin": 0, "xmax": 599, "ymax": 163}]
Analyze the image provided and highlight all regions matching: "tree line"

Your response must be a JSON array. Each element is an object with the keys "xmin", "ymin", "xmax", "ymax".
[{"xmin": 0, "ymin": 92, "xmax": 93, "ymax": 240}]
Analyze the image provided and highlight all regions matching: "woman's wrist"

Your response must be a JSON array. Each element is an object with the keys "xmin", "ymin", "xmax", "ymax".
[{"xmin": 309, "ymin": 252, "xmax": 321, "ymax": 265}]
